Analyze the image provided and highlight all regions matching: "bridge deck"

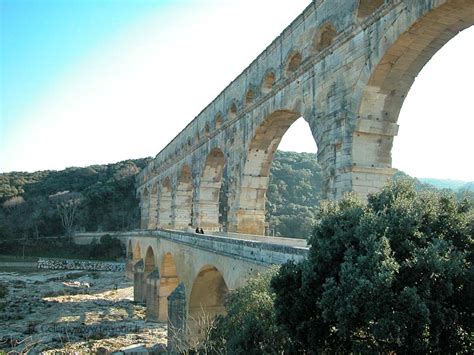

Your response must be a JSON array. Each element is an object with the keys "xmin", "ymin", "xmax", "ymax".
[{"xmin": 75, "ymin": 229, "xmax": 308, "ymax": 266}]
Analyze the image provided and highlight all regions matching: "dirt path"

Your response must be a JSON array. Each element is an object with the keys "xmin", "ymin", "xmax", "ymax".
[{"xmin": 0, "ymin": 268, "xmax": 166, "ymax": 353}]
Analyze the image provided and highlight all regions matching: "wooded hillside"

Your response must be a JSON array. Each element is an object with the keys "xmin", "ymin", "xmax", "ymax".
[{"xmin": 1, "ymin": 152, "xmax": 471, "ymax": 241}]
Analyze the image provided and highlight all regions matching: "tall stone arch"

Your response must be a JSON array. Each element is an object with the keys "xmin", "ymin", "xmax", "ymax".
[
  {"xmin": 140, "ymin": 188, "xmax": 150, "ymax": 229},
  {"xmin": 348, "ymin": 0, "xmax": 474, "ymax": 198},
  {"xmin": 229, "ymin": 109, "xmax": 317, "ymax": 235},
  {"xmin": 173, "ymin": 165, "xmax": 194, "ymax": 229},
  {"xmin": 148, "ymin": 184, "xmax": 158, "ymax": 229},
  {"xmin": 197, "ymin": 148, "xmax": 225, "ymax": 231},
  {"xmin": 159, "ymin": 177, "xmax": 173, "ymax": 228}
]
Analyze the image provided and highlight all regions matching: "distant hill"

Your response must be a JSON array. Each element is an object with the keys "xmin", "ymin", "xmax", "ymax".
[
  {"xmin": 418, "ymin": 178, "xmax": 474, "ymax": 192},
  {"xmin": 0, "ymin": 158, "xmax": 151, "ymax": 240},
  {"xmin": 0, "ymin": 153, "xmax": 471, "ymax": 242}
]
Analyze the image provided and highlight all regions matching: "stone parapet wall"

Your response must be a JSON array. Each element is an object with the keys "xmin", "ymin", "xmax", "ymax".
[
  {"xmin": 37, "ymin": 258, "xmax": 125, "ymax": 272},
  {"xmin": 158, "ymin": 230, "xmax": 308, "ymax": 265}
]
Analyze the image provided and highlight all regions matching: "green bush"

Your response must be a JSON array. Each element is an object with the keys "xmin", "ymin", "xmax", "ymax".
[
  {"xmin": 272, "ymin": 180, "xmax": 473, "ymax": 353},
  {"xmin": 204, "ymin": 267, "xmax": 290, "ymax": 354}
]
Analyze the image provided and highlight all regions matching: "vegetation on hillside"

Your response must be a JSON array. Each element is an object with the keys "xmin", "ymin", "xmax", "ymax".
[
  {"xmin": 0, "ymin": 158, "xmax": 150, "ymax": 242},
  {"xmin": 419, "ymin": 178, "xmax": 474, "ymax": 192},
  {"xmin": 0, "ymin": 152, "xmax": 471, "ymax": 245},
  {"xmin": 266, "ymin": 151, "xmax": 323, "ymax": 238},
  {"xmin": 202, "ymin": 181, "xmax": 474, "ymax": 353}
]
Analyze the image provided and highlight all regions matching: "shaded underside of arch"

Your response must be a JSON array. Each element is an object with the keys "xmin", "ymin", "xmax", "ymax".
[
  {"xmin": 144, "ymin": 246, "xmax": 155, "ymax": 273},
  {"xmin": 188, "ymin": 265, "xmax": 229, "ymax": 337},
  {"xmin": 158, "ymin": 252, "xmax": 180, "ymax": 321}
]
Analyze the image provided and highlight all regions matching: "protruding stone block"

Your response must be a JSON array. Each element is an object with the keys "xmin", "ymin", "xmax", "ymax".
[
  {"xmin": 167, "ymin": 283, "xmax": 187, "ymax": 353},
  {"xmin": 145, "ymin": 268, "xmax": 161, "ymax": 322}
]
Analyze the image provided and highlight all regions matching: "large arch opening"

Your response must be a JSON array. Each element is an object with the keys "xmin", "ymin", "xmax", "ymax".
[
  {"xmin": 174, "ymin": 165, "xmax": 193, "ymax": 229},
  {"xmin": 158, "ymin": 177, "xmax": 172, "ymax": 228},
  {"xmin": 158, "ymin": 252, "xmax": 180, "ymax": 321},
  {"xmin": 198, "ymin": 148, "xmax": 225, "ymax": 231},
  {"xmin": 188, "ymin": 265, "xmax": 229, "ymax": 337},
  {"xmin": 148, "ymin": 184, "xmax": 158, "ymax": 229},
  {"xmin": 355, "ymin": 0, "xmax": 474, "ymax": 194},
  {"xmin": 230, "ymin": 110, "xmax": 319, "ymax": 236}
]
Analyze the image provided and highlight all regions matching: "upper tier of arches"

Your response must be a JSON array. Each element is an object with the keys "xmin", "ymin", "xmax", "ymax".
[{"xmin": 137, "ymin": 0, "xmax": 474, "ymax": 234}]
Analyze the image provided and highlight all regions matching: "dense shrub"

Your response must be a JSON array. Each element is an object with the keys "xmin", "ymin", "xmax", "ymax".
[
  {"xmin": 272, "ymin": 180, "xmax": 473, "ymax": 353},
  {"xmin": 204, "ymin": 267, "xmax": 290, "ymax": 354}
]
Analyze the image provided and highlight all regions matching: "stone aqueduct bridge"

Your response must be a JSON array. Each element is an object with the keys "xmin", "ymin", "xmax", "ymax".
[
  {"xmin": 136, "ymin": 0, "xmax": 474, "ymax": 236},
  {"xmin": 113, "ymin": 0, "xmax": 473, "ymax": 342},
  {"xmin": 75, "ymin": 230, "xmax": 307, "ymax": 339}
]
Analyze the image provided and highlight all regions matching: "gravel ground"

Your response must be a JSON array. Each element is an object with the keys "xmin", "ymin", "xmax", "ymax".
[{"xmin": 0, "ymin": 268, "xmax": 166, "ymax": 353}]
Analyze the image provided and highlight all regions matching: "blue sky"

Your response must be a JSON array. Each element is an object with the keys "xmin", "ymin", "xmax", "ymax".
[
  {"xmin": 1, "ymin": 0, "xmax": 171, "ymax": 136},
  {"xmin": 0, "ymin": 0, "xmax": 473, "ymax": 180}
]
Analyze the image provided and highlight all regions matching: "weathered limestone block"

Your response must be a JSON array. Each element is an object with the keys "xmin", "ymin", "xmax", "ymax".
[
  {"xmin": 133, "ymin": 259, "xmax": 145, "ymax": 304},
  {"xmin": 167, "ymin": 283, "xmax": 187, "ymax": 353},
  {"xmin": 145, "ymin": 268, "xmax": 161, "ymax": 322}
]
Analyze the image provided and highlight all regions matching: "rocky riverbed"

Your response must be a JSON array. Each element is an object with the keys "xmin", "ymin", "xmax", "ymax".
[{"xmin": 0, "ymin": 268, "xmax": 166, "ymax": 353}]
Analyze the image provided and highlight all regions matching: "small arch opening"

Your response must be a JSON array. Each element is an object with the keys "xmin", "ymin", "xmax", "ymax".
[
  {"xmin": 261, "ymin": 71, "xmax": 276, "ymax": 94},
  {"xmin": 357, "ymin": 0, "xmax": 384, "ymax": 19},
  {"xmin": 286, "ymin": 51, "xmax": 302, "ymax": 76},
  {"xmin": 314, "ymin": 23, "xmax": 337, "ymax": 51},
  {"xmin": 228, "ymin": 103, "xmax": 238, "ymax": 120},
  {"xmin": 245, "ymin": 88, "xmax": 254, "ymax": 107},
  {"xmin": 215, "ymin": 113, "xmax": 223, "ymax": 129}
]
